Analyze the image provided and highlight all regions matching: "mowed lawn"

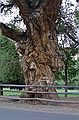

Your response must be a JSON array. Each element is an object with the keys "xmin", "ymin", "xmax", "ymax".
[
  {"xmin": 3, "ymin": 88, "xmax": 23, "ymax": 96},
  {"xmin": 3, "ymin": 88, "xmax": 79, "ymax": 97},
  {"xmin": 56, "ymin": 89, "xmax": 79, "ymax": 97}
]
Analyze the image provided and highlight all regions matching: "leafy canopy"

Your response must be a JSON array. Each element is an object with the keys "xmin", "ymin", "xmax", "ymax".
[{"xmin": 0, "ymin": 35, "xmax": 25, "ymax": 84}]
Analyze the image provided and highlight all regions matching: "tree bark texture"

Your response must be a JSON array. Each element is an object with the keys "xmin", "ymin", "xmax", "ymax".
[{"xmin": 0, "ymin": 0, "xmax": 64, "ymax": 99}]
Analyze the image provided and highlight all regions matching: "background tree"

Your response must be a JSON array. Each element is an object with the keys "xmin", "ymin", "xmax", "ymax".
[
  {"xmin": 73, "ymin": 58, "xmax": 79, "ymax": 85},
  {"xmin": 55, "ymin": 46, "xmax": 78, "ymax": 85},
  {"xmin": 0, "ymin": 0, "xmax": 79, "ymax": 99},
  {"xmin": 55, "ymin": 0, "xmax": 79, "ymax": 90},
  {"xmin": 0, "ymin": 35, "xmax": 25, "ymax": 85}
]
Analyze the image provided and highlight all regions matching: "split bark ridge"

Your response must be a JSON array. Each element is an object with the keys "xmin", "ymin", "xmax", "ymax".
[{"xmin": 0, "ymin": 0, "xmax": 64, "ymax": 99}]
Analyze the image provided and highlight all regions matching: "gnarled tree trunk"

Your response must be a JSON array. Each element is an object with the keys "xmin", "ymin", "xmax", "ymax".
[{"xmin": 0, "ymin": 0, "xmax": 64, "ymax": 100}]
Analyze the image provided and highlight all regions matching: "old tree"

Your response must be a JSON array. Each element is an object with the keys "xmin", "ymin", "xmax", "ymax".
[{"xmin": 0, "ymin": 0, "xmax": 78, "ymax": 99}]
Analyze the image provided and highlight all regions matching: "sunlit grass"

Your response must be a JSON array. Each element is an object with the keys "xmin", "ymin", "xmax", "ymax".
[
  {"xmin": 2, "ymin": 88, "xmax": 79, "ymax": 97},
  {"xmin": 3, "ymin": 88, "xmax": 23, "ymax": 96},
  {"xmin": 56, "ymin": 89, "xmax": 79, "ymax": 97}
]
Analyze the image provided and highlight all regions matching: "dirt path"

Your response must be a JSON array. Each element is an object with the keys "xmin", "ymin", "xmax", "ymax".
[{"xmin": 0, "ymin": 97, "xmax": 79, "ymax": 115}]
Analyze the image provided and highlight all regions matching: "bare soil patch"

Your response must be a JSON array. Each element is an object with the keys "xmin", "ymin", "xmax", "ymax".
[
  {"xmin": 0, "ymin": 96, "xmax": 79, "ymax": 107},
  {"xmin": 0, "ymin": 96, "xmax": 79, "ymax": 115}
]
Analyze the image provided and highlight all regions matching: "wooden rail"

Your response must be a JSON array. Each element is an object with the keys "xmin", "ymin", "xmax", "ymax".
[
  {"xmin": 0, "ymin": 84, "xmax": 79, "ymax": 104},
  {"xmin": 0, "ymin": 84, "xmax": 79, "ymax": 89}
]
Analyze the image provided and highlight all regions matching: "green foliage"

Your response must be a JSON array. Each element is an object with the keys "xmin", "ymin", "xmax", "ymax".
[
  {"xmin": 55, "ymin": 46, "xmax": 79, "ymax": 86},
  {"xmin": 74, "ymin": 11, "xmax": 79, "ymax": 28},
  {"xmin": 55, "ymin": 0, "xmax": 79, "ymax": 86},
  {"xmin": 72, "ymin": 58, "xmax": 79, "ymax": 85},
  {"xmin": 0, "ymin": 35, "xmax": 25, "ymax": 84},
  {"xmin": 57, "ymin": 20, "xmax": 66, "ymax": 33}
]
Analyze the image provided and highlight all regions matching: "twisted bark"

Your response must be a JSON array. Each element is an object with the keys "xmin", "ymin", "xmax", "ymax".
[{"xmin": 0, "ymin": 0, "xmax": 64, "ymax": 100}]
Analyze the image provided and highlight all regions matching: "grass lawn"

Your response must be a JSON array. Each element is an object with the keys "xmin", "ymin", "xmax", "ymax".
[
  {"xmin": 56, "ymin": 89, "xmax": 79, "ymax": 97},
  {"xmin": 2, "ymin": 88, "xmax": 79, "ymax": 97},
  {"xmin": 3, "ymin": 88, "xmax": 23, "ymax": 96}
]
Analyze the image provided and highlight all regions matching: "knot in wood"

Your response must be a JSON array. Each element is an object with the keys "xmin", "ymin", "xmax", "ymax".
[{"xmin": 30, "ymin": 62, "xmax": 37, "ymax": 70}]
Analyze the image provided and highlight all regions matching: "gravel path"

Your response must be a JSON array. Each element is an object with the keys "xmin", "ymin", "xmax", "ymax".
[{"xmin": 0, "ymin": 97, "xmax": 79, "ymax": 115}]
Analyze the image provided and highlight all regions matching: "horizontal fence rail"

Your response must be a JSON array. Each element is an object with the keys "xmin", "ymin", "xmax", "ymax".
[
  {"xmin": 0, "ymin": 96, "xmax": 79, "ymax": 104},
  {"xmin": 0, "ymin": 84, "xmax": 79, "ymax": 89},
  {"xmin": 0, "ymin": 90, "xmax": 79, "ymax": 95},
  {"xmin": 0, "ymin": 84, "xmax": 79, "ymax": 104}
]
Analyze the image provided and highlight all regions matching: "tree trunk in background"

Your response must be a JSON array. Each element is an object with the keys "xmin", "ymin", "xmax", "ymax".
[{"xmin": 65, "ymin": 62, "xmax": 68, "ymax": 97}]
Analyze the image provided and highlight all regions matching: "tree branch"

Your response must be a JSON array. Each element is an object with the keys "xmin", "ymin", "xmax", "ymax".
[
  {"xmin": 44, "ymin": 0, "xmax": 62, "ymax": 23},
  {"xmin": 0, "ymin": 22, "xmax": 23, "ymax": 42},
  {"xmin": 66, "ymin": 32, "xmax": 79, "ymax": 45},
  {"xmin": 0, "ymin": 0, "xmax": 63, "ymax": 42},
  {"xmin": 14, "ymin": 0, "xmax": 31, "ymax": 32},
  {"xmin": 0, "ymin": 0, "xmax": 15, "ymax": 13}
]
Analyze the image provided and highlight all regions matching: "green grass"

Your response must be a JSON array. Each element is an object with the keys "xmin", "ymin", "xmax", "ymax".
[
  {"xmin": 4, "ymin": 92, "xmax": 22, "ymax": 96},
  {"xmin": 56, "ymin": 89, "xmax": 79, "ymax": 97},
  {"xmin": 3, "ymin": 88, "xmax": 22, "ymax": 96},
  {"xmin": 2, "ymin": 88, "xmax": 79, "ymax": 97}
]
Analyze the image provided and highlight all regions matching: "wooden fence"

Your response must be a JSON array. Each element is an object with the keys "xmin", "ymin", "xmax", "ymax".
[{"xmin": 0, "ymin": 84, "xmax": 79, "ymax": 104}]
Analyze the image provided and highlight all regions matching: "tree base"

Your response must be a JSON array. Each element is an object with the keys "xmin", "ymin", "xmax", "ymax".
[
  {"xmin": 20, "ymin": 91, "xmax": 59, "ymax": 105},
  {"xmin": 20, "ymin": 88, "xmax": 59, "ymax": 100}
]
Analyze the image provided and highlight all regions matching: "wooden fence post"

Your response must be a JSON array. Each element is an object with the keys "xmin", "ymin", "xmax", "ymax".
[{"xmin": 0, "ymin": 86, "xmax": 3, "ymax": 95}]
